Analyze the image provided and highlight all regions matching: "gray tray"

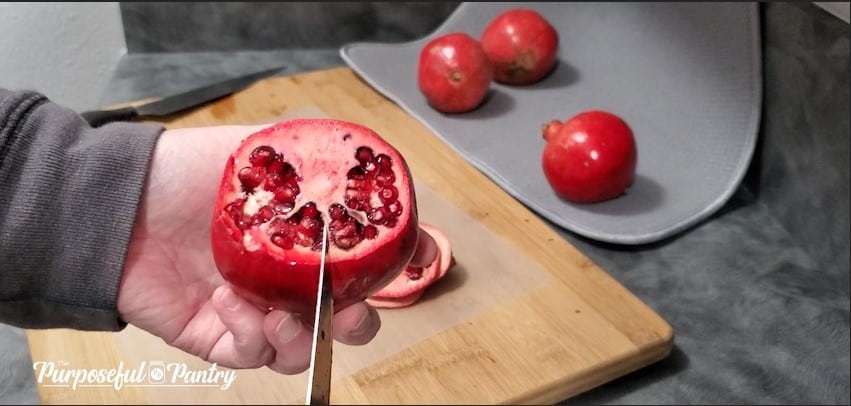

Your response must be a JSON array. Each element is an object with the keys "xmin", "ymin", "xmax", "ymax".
[{"xmin": 341, "ymin": 2, "xmax": 762, "ymax": 245}]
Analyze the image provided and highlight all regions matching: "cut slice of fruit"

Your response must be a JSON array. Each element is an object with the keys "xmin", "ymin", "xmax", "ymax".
[{"xmin": 368, "ymin": 222, "xmax": 453, "ymax": 306}]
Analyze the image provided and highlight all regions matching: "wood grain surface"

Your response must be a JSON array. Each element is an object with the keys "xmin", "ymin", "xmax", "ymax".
[{"xmin": 26, "ymin": 67, "xmax": 673, "ymax": 405}]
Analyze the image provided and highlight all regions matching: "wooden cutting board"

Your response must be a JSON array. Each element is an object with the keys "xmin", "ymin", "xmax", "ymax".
[{"xmin": 26, "ymin": 67, "xmax": 673, "ymax": 405}]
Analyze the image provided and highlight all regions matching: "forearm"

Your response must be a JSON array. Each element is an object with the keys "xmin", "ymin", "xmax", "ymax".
[{"xmin": 0, "ymin": 89, "xmax": 163, "ymax": 331}]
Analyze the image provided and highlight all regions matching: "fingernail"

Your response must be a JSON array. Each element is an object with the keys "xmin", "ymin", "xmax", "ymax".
[
  {"xmin": 276, "ymin": 314, "xmax": 302, "ymax": 343},
  {"xmin": 220, "ymin": 289, "xmax": 241, "ymax": 311}
]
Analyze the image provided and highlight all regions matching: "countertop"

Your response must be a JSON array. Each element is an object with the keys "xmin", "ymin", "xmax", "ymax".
[{"xmin": 1, "ymin": 2, "xmax": 848, "ymax": 404}]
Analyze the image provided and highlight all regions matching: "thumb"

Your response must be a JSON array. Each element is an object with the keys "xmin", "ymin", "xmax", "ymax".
[{"xmin": 210, "ymin": 285, "xmax": 274, "ymax": 368}]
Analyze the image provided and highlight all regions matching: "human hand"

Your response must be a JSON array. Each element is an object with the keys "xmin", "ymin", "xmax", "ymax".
[{"xmin": 117, "ymin": 124, "xmax": 437, "ymax": 374}]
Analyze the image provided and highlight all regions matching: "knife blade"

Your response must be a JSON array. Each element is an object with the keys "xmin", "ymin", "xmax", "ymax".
[
  {"xmin": 306, "ymin": 223, "xmax": 333, "ymax": 406},
  {"xmin": 80, "ymin": 65, "xmax": 287, "ymax": 127}
]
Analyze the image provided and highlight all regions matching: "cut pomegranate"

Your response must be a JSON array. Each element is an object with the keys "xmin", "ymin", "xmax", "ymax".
[
  {"xmin": 211, "ymin": 119, "xmax": 420, "ymax": 317},
  {"xmin": 368, "ymin": 222, "xmax": 454, "ymax": 307},
  {"xmin": 365, "ymin": 289, "xmax": 425, "ymax": 309}
]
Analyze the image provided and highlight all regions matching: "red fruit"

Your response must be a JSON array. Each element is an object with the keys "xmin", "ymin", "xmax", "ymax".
[
  {"xmin": 211, "ymin": 119, "xmax": 420, "ymax": 317},
  {"xmin": 367, "ymin": 223, "xmax": 453, "ymax": 308},
  {"xmin": 480, "ymin": 8, "xmax": 559, "ymax": 85},
  {"xmin": 542, "ymin": 110, "xmax": 637, "ymax": 204},
  {"xmin": 417, "ymin": 32, "xmax": 494, "ymax": 113}
]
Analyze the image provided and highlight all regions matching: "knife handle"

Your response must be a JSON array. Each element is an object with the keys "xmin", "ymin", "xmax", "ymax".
[{"xmin": 80, "ymin": 107, "xmax": 139, "ymax": 128}]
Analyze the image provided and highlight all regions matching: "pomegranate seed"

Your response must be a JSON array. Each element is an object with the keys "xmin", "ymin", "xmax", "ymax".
[
  {"xmin": 379, "ymin": 186, "xmax": 398, "ymax": 203},
  {"xmin": 264, "ymin": 172, "xmax": 284, "ymax": 190},
  {"xmin": 284, "ymin": 175, "xmax": 300, "ymax": 188},
  {"xmin": 301, "ymin": 202, "xmax": 318, "ymax": 218},
  {"xmin": 329, "ymin": 203, "xmax": 346, "ymax": 220},
  {"xmin": 330, "ymin": 220, "xmax": 361, "ymax": 250},
  {"xmin": 225, "ymin": 200, "xmax": 245, "ymax": 217},
  {"xmin": 375, "ymin": 171, "xmax": 395, "ymax": 186},
  {"xmin": 270, "ymin": 233, "xmax": 294, "ymax": 249},
  {"xmin": 273, "ymin": 201, "xmax": 294, "ymax": 214},
  {"xmin": 406, "ymin": 267, "xmax": 424, "ymax": 281},
  {"xmin": 367, "ymin": 206, "xmax": 389, "ymax": 225},
  {"xmin": 267, "ymin": 159, "xmax": 284, "ymax": 174},
  {"xmin": 347, "ymin": 166, "xmax": 366, "ymax": 180},
  {"xmin": 249, "ymin": 146, "xmax": 277, "ymax": 167},
  {"xmin": 238, "ymin": 167, "xmax": 266, "ymax": 190},
  {"xmin": 258, "ymin": 206, "xmax": 275, "ymax": 222},
  {"xmin": 375, "ymin": 154, "xmax": 392, "ymax": 170},
  {"xmin": 384, "ymin": 217, "xmax": 397, "ymax": 228},
  {"xmin": 273, "ymin": 186, "xmax": 297, "ymax": 203},
  {"xmin": 356, "ymin": 146, "xmax": 374, "ymax": 165},
  {"xmin": 363, "ymin": 225, "xmax": 378, "ymax": 240},
  {"xmin": 387, "ymin": 201, "xmax": 403, "ymax": 217}
]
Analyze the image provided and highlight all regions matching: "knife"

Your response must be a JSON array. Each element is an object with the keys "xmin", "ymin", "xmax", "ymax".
[
  {"xmin": 306, "ymin": 224, "xmax": 333, "ymax": 406},
  {"xmin": 80, "ymin": 65, "xmax": 287, "ymax": 127}
]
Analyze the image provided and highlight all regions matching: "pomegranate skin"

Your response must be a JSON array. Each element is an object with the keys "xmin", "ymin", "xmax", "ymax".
[{"xmin": 210, "ymin": 119, "xmax": 420, "ymax": 318}]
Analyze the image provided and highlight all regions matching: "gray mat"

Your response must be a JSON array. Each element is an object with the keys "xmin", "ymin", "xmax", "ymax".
[{"xmin": 341, "ymin": 2, "xmax": 762, "ymax": 245}]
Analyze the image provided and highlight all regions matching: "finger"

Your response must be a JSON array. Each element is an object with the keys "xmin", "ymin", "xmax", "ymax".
[
  {"xmin": 263, "ymin": 310, "xmax": 314, "ymax": 375},
  {"xmin": 409, "ymin": 226, "xmax": 438, "ymax": 267},
  {"xmin": 333, "ymin": 301, "xmax": 381, "ymax": 345},
  {"xmin": 208, "ymin": 285, "xmax": 274, "ymax": 368}
]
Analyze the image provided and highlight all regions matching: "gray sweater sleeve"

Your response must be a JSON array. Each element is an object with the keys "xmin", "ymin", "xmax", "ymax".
[{"xmin": 0, "ymin": 89, "xmax": 164, "ymax": 331}]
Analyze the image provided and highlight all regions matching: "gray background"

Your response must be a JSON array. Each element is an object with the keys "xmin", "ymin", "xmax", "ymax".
[{"xmin": 1, "ymin": 2, "xmax": 848, "ymax": 404}]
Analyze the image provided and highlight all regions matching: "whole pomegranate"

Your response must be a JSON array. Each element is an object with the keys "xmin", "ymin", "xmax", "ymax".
[
  {"xmin": 417, "ymin": 32, "xmax": 493, "ymax": 113},
  {"xmin": 542, "ymin": 110, "xmax": 637, "ymax": 204},
  {"xmin": 210, "ymin": 119, "xmax": 420, "ymax": 318},
  {"xmin": 480, "ymin": 8, "xmax": 559, "ymax": 85}
]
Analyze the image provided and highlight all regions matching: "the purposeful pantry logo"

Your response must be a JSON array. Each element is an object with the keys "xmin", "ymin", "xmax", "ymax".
[{"xmin": 32, "ymin": 361, "xmax": 237, "ymax": 391}]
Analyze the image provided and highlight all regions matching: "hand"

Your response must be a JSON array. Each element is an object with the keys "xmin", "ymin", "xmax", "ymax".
[{"xmin": 116, "ymin": 124, "xmax": 437, "ymax": 374}]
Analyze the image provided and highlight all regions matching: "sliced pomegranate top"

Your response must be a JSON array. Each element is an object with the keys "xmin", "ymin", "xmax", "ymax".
[{"xmin": 216, "ymin": 119, "xmax": 414, "ymax": 263}]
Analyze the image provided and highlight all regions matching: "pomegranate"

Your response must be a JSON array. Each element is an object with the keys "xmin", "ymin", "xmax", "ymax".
[
  {"xmin": 480, "ymin": 8, "xmax": 559, "ymax": 85},
  {"xmin": 367, "ymin": 222, "xmax": 454, "ymax": 308},
  {"xmin": 211, "ymin": 119, "xmax": 420, "ymax": 318},
  {"xmin": 365, "ymin": 289, "xmax": 426, "ymax": 309},
  {"xmin": 542, "ymin": 110, "xmax": 637, "ymax": 204},
  {"xmin": 417, "ymin": 32, "xmax": 494, "ymax": 113}
]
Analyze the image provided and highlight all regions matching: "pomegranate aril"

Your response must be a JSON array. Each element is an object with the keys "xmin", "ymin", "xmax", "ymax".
[
  {"xmin": 331, "ymin": 222, "xmax": 361, "ymax": 250},
  {"xmin": 345, "ymin": 195, "xmax": 367, "ymax": 211},
  {"xmin": 347, "ymin": 166, "xmax": 366, "ymax": 180},
  {"xmin": 301, "ymin": 202, "xmax": 319, "ymax": 218},
  {"xmin": 329, "ymin": 203, "xmax": 346, "ymax": 220},
  {"xmin": 375, "ymin": 154, "xmax": 393, "ymax": 170},
  {"xmin": 375, "ymin": 171, "xmax": 395, "ymax": 186},
  {"xmin": 258, "ymin": 206, "xmax": 275, "ymax": 222},
  {"xmin": 267, "ymin": 160, "xmax": 285, "ymax": 175},
  {"xmin": 249, "ymin": 146, "xmax": 277, "ymax": 167},
  {"xmin": 284, "ymin": 175, "xmax": 300, "ymax": 188},
  {"xmin": 264, "ymin": 172, "xmax": 285, "ymax": 190},
  {"xmin": 356, "ymin": 146, "xmax": 374, "ymax": 165},
  {"xmin": 238, "ymin": 167, "xmax": 266, "ymax": 190},
  {"xmin": 225, "ymin": 198, "xmax": 250, "ymax": 229},
  {"xmin": 225, "ymin": 199, "xmax": 245, "ymax": 216},
  {"xmin": 270, "ymin": 232, "xmax": 294, "ymax": 249},
  {"xmin": 379, "ymin": 186, "xmax": 398, "ymax": 203},
  {"xmin": 387, "ymin": 201, "xmax": 403, "ymax": 217},
  {"xmin": 273, "ymin": 186, "xmax": 298, "ymax": 203},
  {"xmin": 273, "ymin": 201, "xmax": 294, "ymax": 214},
  {"xmin": 363, "ymin": 225, "xmax": 378, "ymax": 240},
  {"xmin": 367, "ymin": 206, "xmax": 389, "ymax": 225},
  {"xmin": 385, "ymin": 217, "xmax": 398, "ymax": 228},
  {"xmin": 406, "ymin": 267, "xmax": 424, "ymax": 281}
]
